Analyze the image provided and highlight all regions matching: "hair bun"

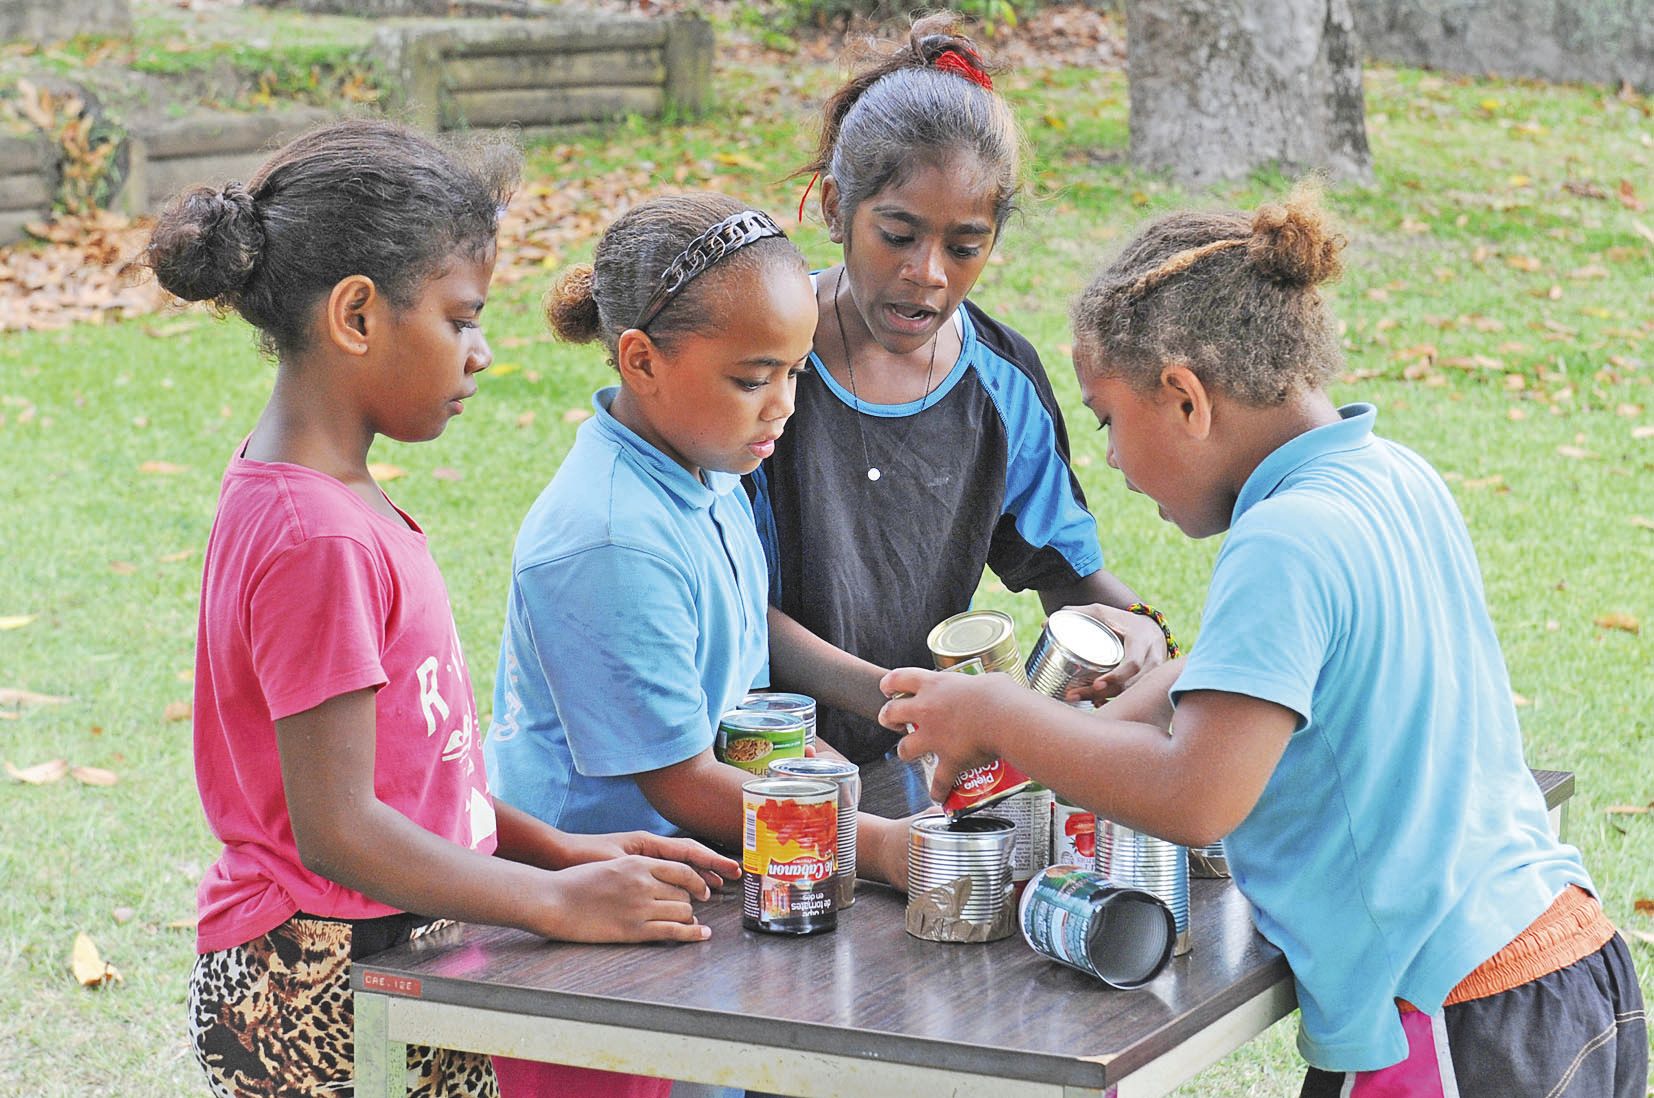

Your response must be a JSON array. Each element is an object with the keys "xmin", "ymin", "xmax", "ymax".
[
  {"xmin": 1247, "ymin": 185, "xmax": 1344, "ymax": 288},
  {"xmin": 146, "ymin": 181, "xmax": 264, "ymax": 302},
  {"xmin": 544, "ymin": 263, "xmax": 603, "ymax": 344}
]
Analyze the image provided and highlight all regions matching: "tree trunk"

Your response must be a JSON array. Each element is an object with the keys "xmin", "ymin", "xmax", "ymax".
[{"xmin": 1127, "ymin": 0, "xmax": 1373, "ymax": 187}]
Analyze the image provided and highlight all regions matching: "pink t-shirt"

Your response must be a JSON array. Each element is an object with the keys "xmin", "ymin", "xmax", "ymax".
[{"xmin": 193, "ymin": 452, "xmax": 497, "ymax": 954}]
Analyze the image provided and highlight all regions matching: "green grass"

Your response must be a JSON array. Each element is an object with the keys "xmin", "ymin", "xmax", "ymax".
[{"xmin": 2, "ymin": 46, "xmax": 1652, "ymax": 1096}]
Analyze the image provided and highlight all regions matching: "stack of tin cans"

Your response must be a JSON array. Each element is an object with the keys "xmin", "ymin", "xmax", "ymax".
[
  {"xmin": 768, "ymin": 756, "xmax": 860, "ymax": 908},
  {"xmin": 905, "ymin": 815, "xmax": 1018, "ymax": 942},
  {"xmin": 741, "ymin": 691, "xmax": 817, "ymax": 749}
]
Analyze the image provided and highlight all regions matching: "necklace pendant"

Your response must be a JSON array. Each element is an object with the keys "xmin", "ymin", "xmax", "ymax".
[{"xmin": 867, "ymin": 467, "xmax": 881, "ymax": 482}]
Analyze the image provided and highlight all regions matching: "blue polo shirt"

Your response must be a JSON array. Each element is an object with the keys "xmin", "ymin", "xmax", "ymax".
[
  {"xmin": 1171, "ymin": 404, "xmax": 1590, "ymax": 1072},
  {"xmin": 485, "ymin": 387, "xmax": 769, "ymax": 837}
]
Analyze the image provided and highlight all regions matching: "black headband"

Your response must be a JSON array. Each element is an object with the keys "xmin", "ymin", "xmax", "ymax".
[{"xmin": 632, "ymin": 209, "xmax": 786, "ymax": 332}]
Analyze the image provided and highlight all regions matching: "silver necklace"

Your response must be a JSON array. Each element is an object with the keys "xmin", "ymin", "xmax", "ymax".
[{"xmin": 833, "ymin": 268, "xmax": 939, "ymax": 483}]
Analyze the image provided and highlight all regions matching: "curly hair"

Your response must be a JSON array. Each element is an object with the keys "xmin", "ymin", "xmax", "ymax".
[{"xmin": 1070, "ymin": 181, "xmax": 1347, "ymax": 405}]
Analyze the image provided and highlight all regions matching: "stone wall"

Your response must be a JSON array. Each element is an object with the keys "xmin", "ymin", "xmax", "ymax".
[
  {"xmin": 0, "ymin": 134, "xmax": 55, "ymax": 243},
  {"xmin": 1353, "ymin": 0, "xmax": 1654, "ymax": 90},
  {"xmin": 116, "ymin": 107, "xmax": 335, "ymax": 216},
  {"xmin": 0, "ymin": 0, "xmax": 132, "ymax": 44},
  {"xmin": 371, "ymin": 15, "xmax": 714, "ymax": 139}
]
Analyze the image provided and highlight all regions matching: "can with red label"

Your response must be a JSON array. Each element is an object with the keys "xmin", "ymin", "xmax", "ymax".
[
  {"xmin": 742, "ymin": 777, "xmax": 838, "ymax": 935},
  {"xmin": 924, "ymin": 651, "xmax": 1034, "ymax": 818},
  {"xmin": 1051, "ymin": 795, "xmax": 1097, "ymax": 869}
]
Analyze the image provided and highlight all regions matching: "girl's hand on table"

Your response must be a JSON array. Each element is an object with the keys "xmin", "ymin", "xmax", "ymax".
[
  {"xmin": 878, "ymin": 667, "xmax": 1020, "ymax": 804},
  {"xmin": 532, "ymin": 855, "xmax": 719, "ymax": 943},
  {"xmin": 1060, "ymin": 605, "xmax": 1172, "ymax": 706},
  {"xmin": 558, "ymin": 830, "xmax": 740, "ymax": 892}
]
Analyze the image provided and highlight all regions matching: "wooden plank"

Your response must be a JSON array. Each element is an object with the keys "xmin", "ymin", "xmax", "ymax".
[
  {"xmin": 444, "ymin": 48, "xmax": 664, "ymax": 91},
  {"xmin": 446, "ymin": 86, "xmax": 662, "ymax": 129}
]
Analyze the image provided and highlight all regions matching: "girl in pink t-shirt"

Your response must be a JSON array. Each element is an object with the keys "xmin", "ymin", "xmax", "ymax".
[{"xmin": 147, "ymin": 119, "xmax": 738, "ymax": 1098}]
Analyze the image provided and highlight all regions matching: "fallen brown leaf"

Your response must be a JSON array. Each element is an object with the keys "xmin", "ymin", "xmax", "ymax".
[
  {"xmin": 158, "ymin": 549, "xmax": 195, "ymax": 563},
  {"xmin": 1593, "ymin": 612, "xmax": 1640, "ymax": 634},
  {"xmin": 111, "ymin": 907, "xmax": 135, "ymax": 925},
  {"xmin": 0, "ymin": 615, "xmax": 36, "ymax": 630},
  {"xmin": 1632, "ymin": 425, "xmax": 1654, "ymax": 441},
  {"xmin": 0, "ymin": 687, "xmax": 68, "ymax": 708},
  {"xmin": 70, "ymin": 765, "xmax": 118, "ymax": 787},
  {"xmin": 108, "ymin": 561, "xmax": 138, "ymax": 575},
  {"xmin": 163, "ymin": 701, "xmax": 192, "ymax": 722},
  {"xmin": 1632, "ymin": 516, "xmax": 1654, "ymax": 531},
  {"xmin": 515, "ymin": 411, "xmax": 536, "ymax": 429},
  {"xmin": 366, "ymin": 463, "xmax": 406, "ymax": 483},
  {"xmin": 1555, "ymin": 445, "xmax": 1595, "ymax": 460},
  {"xmin": 1634, "ymin": 898, "xmax": 1654, "ymax": 916},
  {"xmin": 1631, "ymin": 929, "xmax": 1654, "ymax": 947},
  {"xmin": 431, "ymin": 468, "xmax": 462, "ymax": 482},
  {"xmin": 7, "ymin": 758, "xmax": 69, "ymax": 784},
  {"xmin": 138, "ymin": 461, "xmax": 189, "ymax": 475},
  {"xmin": 562, "ymin": 408, "xmax": 593, "ymax": 424},
  {"xmin": 71, "ymin": 932, "xmax": 122, "ymax": 988},
  {"xmin": 1605, "ymin": 804, "xmax": 1652, "ymax": 814}
]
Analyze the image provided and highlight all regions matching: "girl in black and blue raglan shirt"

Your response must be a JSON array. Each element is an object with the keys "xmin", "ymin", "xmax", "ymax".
[{"xmin": 748, "ymin": 13, "xmax": 1174, "ymax": 764}]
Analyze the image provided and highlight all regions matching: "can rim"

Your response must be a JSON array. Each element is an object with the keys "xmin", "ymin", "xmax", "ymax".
[
  {"xmin": 926, "ymin": 610, "xmax": 1015, "ymax": 659},
  {"xmin": 721, "ymin": 710, "xmax": 806, "ymax": 733}
]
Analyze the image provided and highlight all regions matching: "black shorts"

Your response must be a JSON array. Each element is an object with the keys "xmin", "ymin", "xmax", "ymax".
[{"xmin": 1301, "ymin": 933, "xmax": 1647, "ymax": 1098}]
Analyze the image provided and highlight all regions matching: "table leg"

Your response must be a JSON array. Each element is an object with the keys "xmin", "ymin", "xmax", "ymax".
[{"xmin": 355, "ymin": 991, "xmax": 409, "ymax": 1098}]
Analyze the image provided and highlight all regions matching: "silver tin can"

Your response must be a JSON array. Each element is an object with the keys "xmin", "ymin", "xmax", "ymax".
[
  {"xmin": 1025, "ymin": 609, "xmax": 1125, "ymax": 700},
  {"xmin": 1095, "ymin": 819, "xmax": 1190, "ymax": 956},
  {"xmin": 906, "ymin": 815, "xmax": 1018, "ymax": 941},
  {"xmin": 1051, "ymin": 796, "xmax": 1097, "ymax": 870},
  {"xmin": 1018, "ymin": 865, "xmax": 1176, "ymax": 988},
  {"xmin": 767, "ymin": 756, "xmax": 861, "ymax": 907},
  {"xmin": 1190, "ymin": 840, "xmax": 1230, "ymax": 878},
  {"xmin": 742, "ymin": 691, "xmax": 817, "ymax": 748},
  {"xmin": 927, "ymin": 610, "xmax": 1028, "ymax": 685},
  {"xmin": 997, "ymin": 785, "xmax": 1054, "ymax": 893}
]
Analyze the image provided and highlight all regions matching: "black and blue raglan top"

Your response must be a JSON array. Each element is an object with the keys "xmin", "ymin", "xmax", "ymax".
[{"xmin": 748, "ymin": 298, "xmax": 1104, "ymax": 762}]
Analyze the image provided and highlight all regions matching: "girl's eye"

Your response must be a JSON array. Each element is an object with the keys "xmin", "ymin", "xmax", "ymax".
[
  {"xmin": 789, "ymin": 362, "xmax": 812, "ymax": 379},
  {"xmin": 951, "ymin": 245, "xmax": 983, "ymax": 260},
  {"xmin": 880, "ymin": 230, "xmax": 913, "ymax": 247},
  {"xmin": 453, "ymin": 319, "xmax": 478, "ymax": 332},
  {"xmin": 735, "ymin": 378, "xmax": 765, "ymax": 392}
]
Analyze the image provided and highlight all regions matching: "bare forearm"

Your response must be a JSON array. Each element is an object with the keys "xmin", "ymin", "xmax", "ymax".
[
  {"xmin": 1038, "ymin": 568, "xmax": 1138, "ymax": 615},
  {"xmin": 1096, "ymin": 657, "xmax": 1184, "ymax": 729},
  {"xmin": 635, "ymin": 754, "xmax": 750, "ymax": 849},
  {"xmin": 298, "ymin": 800, "xmax": 563, "ymax": 933},
  {"xmin": 767, "ymin": 606, "xmax": 887, "ymax": 721},
  {"xmin": 492, "ymin": 799, "xmax": 577, "ymax": 871}
]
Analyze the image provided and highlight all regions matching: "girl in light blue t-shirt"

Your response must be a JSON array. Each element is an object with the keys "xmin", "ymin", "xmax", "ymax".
[{"xmin": 880, "ymin": 184, "xmax": 1644, "ymax": 1097}]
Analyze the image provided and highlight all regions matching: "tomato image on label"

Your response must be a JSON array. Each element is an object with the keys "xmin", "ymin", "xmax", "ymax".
[{"xmin": 1066, "ymin": 812, "xmax": 1096, "ymax": 859}]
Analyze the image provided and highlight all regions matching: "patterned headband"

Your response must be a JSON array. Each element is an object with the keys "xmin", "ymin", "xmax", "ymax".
[{"xmin": 633, "ymin": 209, "xmax": 786, "ymax": 332}]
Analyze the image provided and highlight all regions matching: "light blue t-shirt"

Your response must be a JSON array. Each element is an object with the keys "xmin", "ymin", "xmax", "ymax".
[
  {"xmin": 1171, "ymin": 404, "xmax": 1591, "ymax": 1072},
  {"xmin": 485, "ymin": 387, "xmax": 770, "ymax": 836}
]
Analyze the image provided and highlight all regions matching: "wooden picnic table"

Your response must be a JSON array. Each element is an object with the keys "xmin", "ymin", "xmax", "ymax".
[{"xmin": 353, "ymin": 764, "xmax": 1573, "ymax": 1098}]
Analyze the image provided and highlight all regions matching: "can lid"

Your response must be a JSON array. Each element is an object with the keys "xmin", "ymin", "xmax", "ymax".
[
  {"xmin": 767, "ymin": 757, "xmax": 859, "ymax": 780},
  {"xmin": 927, "ymin": 610, "xmax": 1015, "ymax": 660},
  {"xmin": 720, "ymin": 710, "xmax": 805, "ymax": 734},
  {"xmin": 741, "ymin": 692, "xmax": 816, "ymax": 713},
  {"xmin": 742, "ymin": 776, "xmax": 838, "ymax": 798},
  {"xmin": 1045, "ymin": 609, "xmax": 1124, "ymax": 670}
]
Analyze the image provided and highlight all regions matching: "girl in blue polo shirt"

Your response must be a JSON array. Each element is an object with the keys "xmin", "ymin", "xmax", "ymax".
[
  {"xmin": 486, "ymin": 194, "xmax": 915, "ymax": 1098},
  {"xmin": 879, "ymin": 185, "xmax": 1645, "ymax": 1096}
]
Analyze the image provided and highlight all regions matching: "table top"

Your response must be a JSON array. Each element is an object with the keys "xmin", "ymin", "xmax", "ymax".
[{"xmin": 353, "ymin": 766, "xmax": 1573, "ymax": 1092}]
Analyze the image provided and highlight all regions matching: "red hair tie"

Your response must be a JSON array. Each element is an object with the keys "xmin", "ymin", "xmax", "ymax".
[
  {"xmin": 934, "ymin": 48, "xmax": 992, "ymax": 90},
  {"xmin": 797, "ymin": 171, "xmax": 820, "ymax": 224}
]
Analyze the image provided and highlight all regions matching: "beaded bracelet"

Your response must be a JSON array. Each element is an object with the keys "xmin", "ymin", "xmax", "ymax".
[{"xmin": 1127, "ymin": 602, "xmax": 1181, "ymax": 659}]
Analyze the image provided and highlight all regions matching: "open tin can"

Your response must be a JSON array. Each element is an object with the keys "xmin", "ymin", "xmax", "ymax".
[
  {"xmin": 742, "ymin": 691, "xmax": 817, "ymax": 749},
  {"xmin": 906, "ymin": 815, "xmax": 1017, "ymax": 942},
  {"xmin": 1025, "ymin": 609, "xmax": 1124, "ymax": 700},
  {"xmin": 1019, "ymin": 865, "xmax": 1176, "ymax": 988}
]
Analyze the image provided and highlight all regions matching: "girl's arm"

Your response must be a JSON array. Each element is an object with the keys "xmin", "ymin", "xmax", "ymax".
[
  {"xmin": 765, "ymin": 605, "xmax": 887, "ymax": 722},
  {"xmin": 492, "ymin": 799, "xmax": 739, "ymax": 890},
  {"xmin": 633, "ymin": 747, "xmax": 912, "ymax": 892},
  {"xmin": 880, "ymin": 666, "xmax": 1294, "ymax": 847},
  {"xmin": 278, "ymin": 688, "xmax": 719, "ymax": 943},
  {"xmin": 1036, "ymin": 568, "xmax": 1138, "ymax": 614}
]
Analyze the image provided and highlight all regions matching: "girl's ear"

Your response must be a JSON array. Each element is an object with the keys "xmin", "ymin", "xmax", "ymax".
[
  {"xmin": 324, "ymin": 275, "xmax": 377, "ymax": 355},
  {"xmin": 615, "ymin": 328, "xmax": 664, "ymax": 394},
  {"xmin": 1160, "ymin": 362, "xmax": 1213, "ymax": 441},
  {"xmin": 821, "ymin": 176, "xmax": 845, "ymax": 244}
]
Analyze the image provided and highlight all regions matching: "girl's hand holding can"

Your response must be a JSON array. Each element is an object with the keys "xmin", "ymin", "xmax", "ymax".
[
  {"xmin": 879, "ymin": 667, "xmax": 1013, "ymax": 804},
  {"xmin": 1061, "ymin": 604, "xmax": 1171, "ymax": 705}
]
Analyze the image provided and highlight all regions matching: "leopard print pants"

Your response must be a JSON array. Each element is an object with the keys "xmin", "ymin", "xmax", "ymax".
[{"xmin": 188, "ymin": 914, "xmax": 498, "ymax": 1098}]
